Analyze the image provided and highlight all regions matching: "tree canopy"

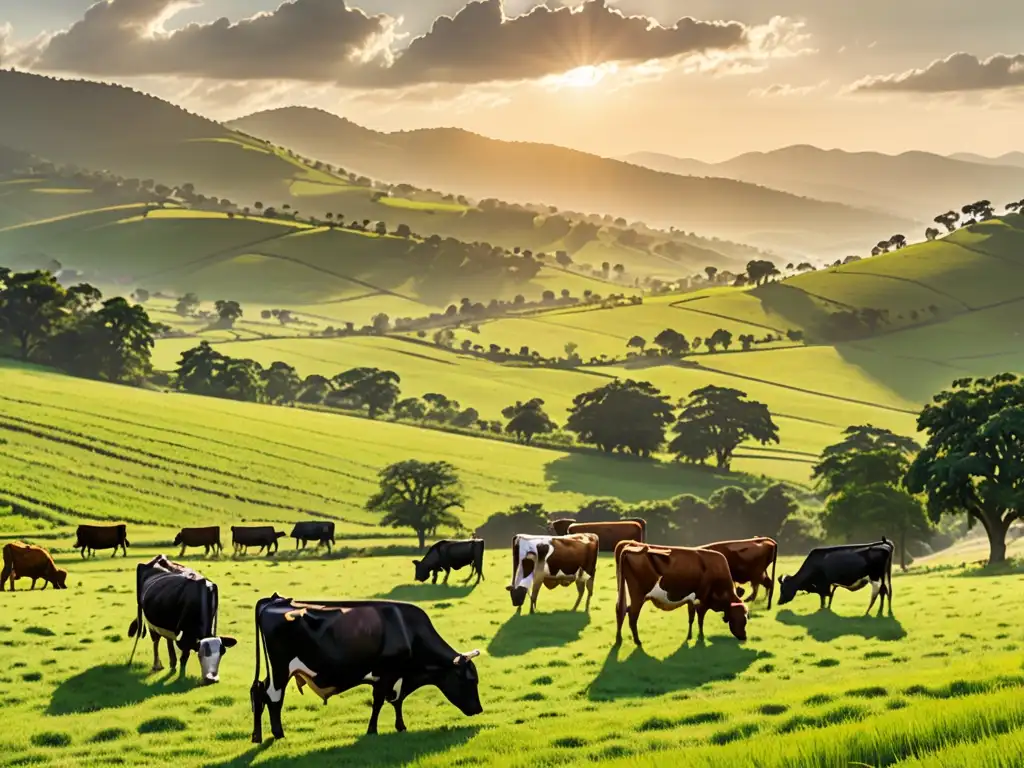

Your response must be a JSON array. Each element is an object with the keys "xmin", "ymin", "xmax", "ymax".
[
  {"xmin": 331, "ymin": 367, "xmax": 401, "ymax": 418},
  {"xmin": 503, "ymin": 398, "xmax": 557, "ymax": 444},
  {"xmin": 366, "ymin": 460, "xmax": 465, "ymax": 550},
  {"xmin": 566, "ymin": 379, "xmax": 675, "ymax": 457},
  {"xmin": 670, "ymin": 385, "xmax": 779, "ymax": 470}
]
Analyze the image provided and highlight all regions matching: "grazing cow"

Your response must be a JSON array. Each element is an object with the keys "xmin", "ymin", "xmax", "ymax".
[
  {"xmin": 413, "ymin": 539, "xmax": 485, "ymax": 584},
  {"xmin": 0, "ymin": 542, "xmax": 67, "ymax": 591},
  {"xmin": 567, "ymin": 520, "xmax": 645, "ymax": 552},
  {"xmin": 250, "ymin": 594, "xmax": 483, "ymax": 741},
  {"xmin": 506, "ymin": 533, "xmax": 599, "ymax": 614},
  {"xmin": 548, "ymin": 519, "xmax": 575, "ymax": 536},
  {"xmin": 614, "ymin": 541, "xmax": 748, "ymax": 646},
  {"xmin": 700, "ymin": 537, "xmax": 779, "ymax": 609},
  {"xmin": 74, "ymin": 524, "xmax": 129, "ymax": 558},
  {"xmin": 173, "ymin": 527, "xmax": 223, "ymax": 557},
  {"xmin": 126, "ymin": 555, "xmax": 237, "ymax": 683},
  {"xmin": 289, "ymin": 522, "xmax": 336, "ymax": 553},
  {"xmin": 232, "ymin": 526, "xmax": 285, "ymax": 556},
  {"xmin": 549, "ymin": 517, "xmax": 647, "ymax": 539},
  {"xmin": 778, "ymin": 539, "xmax": 894, "ymax": 614}
]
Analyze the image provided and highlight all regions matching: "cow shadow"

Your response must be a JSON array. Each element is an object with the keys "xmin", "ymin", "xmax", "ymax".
[
  {"xmin": 47, "ymin": 663, "xmax": 200, "ymax": 715},
  {"xmin": 487, "ymin": 611, "xmax": 590, "ymax": 658},
  {"xmin": 587, "ymin": 638, "xmax": 763, "ymax": 701},
  {"xmin": 775, "ymin": 609, "xmax": 907, "ymax": 642},
  {"xmin": 374, "ymin": 583, "xmax": 478, "ymax": 602},
  {"xmin": 209, "ymin": 725, "xmax": 480, "ymax": 768}
]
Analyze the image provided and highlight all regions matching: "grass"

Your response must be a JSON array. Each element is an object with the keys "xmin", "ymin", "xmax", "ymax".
[{"xmin": 1, "ymin": 544, "xmax": 1022, "ymax": 767}]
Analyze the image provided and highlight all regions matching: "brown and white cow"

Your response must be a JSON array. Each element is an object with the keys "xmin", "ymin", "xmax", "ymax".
[
  {"xmin": 699, "ymin": 537, "xmax": 778, "ymax": 609},
  {"xmin": 506, "ymin": 533, "xmax": 599, "ymax": 614},
  {"xmin": 614, "ymin": 541, "xmax": 748, "ymax": 646},
  {"xmin": 0, "ymin": 542, "xmax": 68, "ymax": 591},
  {"xmin": 567, "ymin": 521, "xmax": 645, "ymax": 552}
]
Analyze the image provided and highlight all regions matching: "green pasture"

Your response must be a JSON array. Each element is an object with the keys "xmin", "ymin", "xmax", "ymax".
[
  {"xmin": 1, "ymin": 545, "xmax": 1023, "ymax": 767},
  {"xmin": 377, "ymin": 197, "xmax": 470, "ymax": 214}
]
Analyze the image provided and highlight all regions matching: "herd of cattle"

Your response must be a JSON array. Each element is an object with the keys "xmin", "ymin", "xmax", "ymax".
[{"xmin": 0, "ymin": 518, "xmax": 896, "ymax": 740}]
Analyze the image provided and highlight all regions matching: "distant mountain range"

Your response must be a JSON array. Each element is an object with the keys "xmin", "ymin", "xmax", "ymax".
[
  {"xmin": 228, "ymin": 107, "xmax": 914, "ymax": 259},
  {"xmin": 624, "ymin": 146, "xmax": 1024, "ymax": 221},
  {"xmin": 949, "ymin": 152, "xmax": 1024, "ymax": 169}
]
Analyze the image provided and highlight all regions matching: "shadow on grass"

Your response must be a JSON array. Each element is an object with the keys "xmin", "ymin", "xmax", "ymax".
[
  {"xmin": 955, "ymin": 558, "xmax": 1024, "ymax": 578},
  {"xmin": 47, "ymin": 664, "xmax": 200, "ymax": 715},
  {"xmin": 374, "ymin": 582, "xmax": 478, "ymax": 602},
  {"xmin": 487, "ymin": 612, "xmax": 590, "ymax": 658},
  {"xmin": 775, "ymin": 609, "xmax": 906, "ymax": 642},
  {"xmin": 209, "ymin": 725, "xmax": 480, "ymax": 768},
  {"xmin": 587, "ymin": 638, "xmax": 763, "ymax": 701}
]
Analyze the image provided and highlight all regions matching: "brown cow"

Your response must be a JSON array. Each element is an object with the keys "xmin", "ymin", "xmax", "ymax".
[
  {"xmin": 1, "ymin": 542, "xmax": 68, "ymax": 591},
  {"xmin": 549, "ymin": 517, "xmax": 647, "ymax": 539},
  {"xmin": 548, "ymin": 519, "xmax": 575, "ymax": 536},
  {"xmin": 614, "ymin": 541, "xmax": 748, "ymax": 646},
  {"xmin": 506, "ymin": 533, "xmax": 599, "ymax": 614},
  {"xmin": 567, "ymin": 521, "xmax": 645, "ymax": 552},
  {"xmin": 699, "ymin": 537, "xmax": 778, "ymax": 609}
]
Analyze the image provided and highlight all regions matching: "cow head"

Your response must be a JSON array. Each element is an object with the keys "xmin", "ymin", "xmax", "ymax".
[
  {"xmin": 197, "ymin": 635, "xmax": 238, "ymax": 684},
  {"xmin": 50, "ymin": 568, "xmax": 68, "ymax": 589},
  {"xmin": 777, "ymin": 574, "xmax": 797, "ymax": 606},
  {"xmin": 437, "ymin": 649, "xmax": 483, "ymax": 717},
  {"xmin": 506, "ymin": 556, "xmax": 536, "ymax": 607},
  {"xmin": 172, "ymin": 531, "xmax": 183, "ymax": 546},
  {"xmin": 412, "ymin": 559, "xmax": 431, "ymax": 583},
  {"xmin": 722, "ymin": 601, "xmax": 748, "ymax": 641}
]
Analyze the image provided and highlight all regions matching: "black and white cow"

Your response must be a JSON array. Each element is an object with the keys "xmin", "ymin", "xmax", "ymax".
[
  {"xmin": 413, "ymin": 539, "xmax": 485, "ymax": 584},
  {"xmin": 127, "ymin": 555, "xmax": 237, "ymax": 684},
  {"xmin": 778, "ymin": 538, "xmax": 895, "ymax": 614},
  {"xmin": 250, "ymin": 594, "xmax": 483, "ymax": 741}
]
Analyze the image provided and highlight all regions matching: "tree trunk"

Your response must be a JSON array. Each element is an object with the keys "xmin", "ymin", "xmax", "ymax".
[
  {"xmin": 417, "ymin": 529, "xmax": 426, "ymax": 551},
  {"xmin": 899, "ymin": 530, "xmax": 907, "ymax": 571},
  {"xmin": 976, "ymin": 512, "xmax": 1009, "ymax": 565}
]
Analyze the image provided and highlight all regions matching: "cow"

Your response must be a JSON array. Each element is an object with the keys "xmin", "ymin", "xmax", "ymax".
[
  {"xmin": 0, "ymin": 542, "xmax": 67, "ymax": 591},
  {"xmin": 126, "ymin": 555, "xmax": 237, "ymax": 683},
  {"xmin": 778, "ymin": 538, "xmax": 894, "ymax": 615},
  {"xmin": 289, "ymin": 522, "xmax": 336, "ymax": 553},
  {"xmin": 549, "ymin": 517, "xmax": 647, "ymax": 539},
  {"xmin": 700, "ymin": 537, "xmax": 779, "ymax": 609},
  {"xmin": 232, "ymin": 526, "xmax": 285, "ymax": 556},
  {"xmin": 249, "ymin": 594, "xmax": 483, "ymax": 741},
  {"xmin": 173, "ymin": 527, "xmax": 223, "ymax": 557},
  {"xmin": 413, "ymin": 539, "xmax": 485, "ymax": 584},
  {"xmin": 506, "ymin": 533, "xmax": 599, "ymax": 614},
  {"xmin": 74, "ymin": 524, "xmax": 129, "ymax": 558},
  {"xmin": 567, "ymin": 520, "xmax": 645, "ymax": 552},
  {"xmin": 614, "ymin": 541, "xmax": 749, "ymax": 646}
]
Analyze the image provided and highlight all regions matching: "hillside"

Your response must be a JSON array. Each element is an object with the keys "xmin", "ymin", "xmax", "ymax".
[
  {"xmin": 228, "ymin": 107, "xmax": 915, "ymax": 258},
  {"xmin": 626, "ymin": 146, "xmax": 1024, "ymax": 221},
  {"xmin": 950, "ymin": 151, "xmax": 1024, "ymax": 169}
]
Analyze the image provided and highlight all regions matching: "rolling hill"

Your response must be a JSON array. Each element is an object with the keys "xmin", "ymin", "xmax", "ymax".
[
  {"xmin": 228, "ymin": 107, "xmax": 914, "ymax": 258},
  {"xmin": 626, "ymin": 146, "xmax": 1024, "ymax": 222},
  {"xmin": 950, "ymin": 151, "xmax": 1024, "ymax": 169}
]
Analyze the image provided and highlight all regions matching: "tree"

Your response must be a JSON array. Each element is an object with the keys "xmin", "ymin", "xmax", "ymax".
[
  {"xmin": 175, "ymin": 341, "xmax": 226, "ymax": 396},
  {"xmin": 504, "ymin": 398, "xmax": 557, "ymax": 444},
  {"xmin": 925, "ymin": 227, "xmax": 940, "ymax": 242},
  {"xmin": 555, "ymin": 251, "xmax": 572, "ymax": 268},
  {"xmin": 819, "ymin": 424, "xmax": 920, "ymax": 463},
  {"xmin": 934, "ymin": 211, "xmax": 960, "ymax": 233},
  {"xmin": 366, "ymin": 460, "xmax": 465, "ymax": 550},
  {"xmin": 394, "ymin": 397, "xmax": 427, "ymax": 420},
  {"xmin": 0, "ymin": 270, "xmax": 73, "ymax": 360},
  {"xmin": 706, "ymin": 328, "xmax": 733, "ymax": 352},
  {"xmin": 175, "ymin": 293, "xmax": 199, "ymax": 317},
  {"xmin": 297, "ymin": 374, "xmax": 332, "ymax": 404},
  {"xmin": 738, "ymin": 333, "xmax": 755, "ymax": 351},
  {"xmin": 888, "ymin": 234, "xmax": 907, "ymax": 250},
  {"xmin": 395, "ymin": 223, "xmax": 412, "ymax": 238},
  {"xmin": 564, "ymin": 341, "xmax": 579, "ymax": 360},
  {"xmin": 670, "ymin": 385, "xmax": 780, "ymax": 470},
  {"xmin": 566, "ymin": 379, "xmax": 675, "ymax": 457},
  {"xmin": 704, "ymin": 266, "xmax": 718, "ymax": 283},
  {"xmin": 221, "ymin": 358, "xmax": 266, "ymax": 402},
  {"xmin": 332, "ymin": 367, "xmax": 401, "ymax": 418},
  {"xmin": 82, "ymin": 297, "xmax": 156, "ymax": 383},
  {"xmin": 824, "ymin": 484, "xmax": 930, "ymax": 570},
  {"xmin": 906, "ymin": 374, "xmax": 1024, "ymax": 564},
  {"xmin": 133, "ymin": 289, "xmax": 150, "ymax": 303},
  {"xmin": 214, "ymin": 300, "xmax": 243, "ymax": 328},
  {"xmin": 262, "ymin": 361, "xmax": 301, "ymax": 403},
  {"xmin": 653, "ymin": 328, "xmax": 689, "ymax": 356},
  {"xmin": 875, "ymin": 240, "xmax": 891, "ymax": 255},
  {"xmin": 626, "ymin": 336, "xmax": 646, "ymax": 353},
  {"xmin": 371, "ymin": 313, "xmax": 391, "ymax": 334},
  {"xmin": 745, "ymin": 259, "xmax": 778, "ymax": 286}
]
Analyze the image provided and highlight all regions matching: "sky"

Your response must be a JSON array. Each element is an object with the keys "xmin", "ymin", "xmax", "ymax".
[{"xmin": 3, "ymin": 0, "xmax": 1024, "ymax": 161}]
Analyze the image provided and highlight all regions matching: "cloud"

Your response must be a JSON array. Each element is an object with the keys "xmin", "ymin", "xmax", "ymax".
[
  {"xmin": 20, "ymin": 0, "xmax": 798, "ymax": 90},
  {"xmin": 749, "ymin": 80, "xmax": 827, "ymax": 98},
  {"xmin": 850, "ymin": 52, "xmax": 1024, "ymax": 94}
]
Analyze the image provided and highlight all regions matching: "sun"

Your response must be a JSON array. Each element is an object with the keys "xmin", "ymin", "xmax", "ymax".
[{"xmin": 556, "ymin": 65, "xmax": 608, "ymax": 88}]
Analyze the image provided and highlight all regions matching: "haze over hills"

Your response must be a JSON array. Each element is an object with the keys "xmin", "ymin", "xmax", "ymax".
[
  {"xmin": 626, "ymin": 146, "xmax": 1024, "ymax": 222},
  {"xmin": 950, "ymin": 152, "xmax": 1024, "ymax": 170},
  {"xmin": 228, "ymin": 107, "xmax": 915, "ymax": 259}
]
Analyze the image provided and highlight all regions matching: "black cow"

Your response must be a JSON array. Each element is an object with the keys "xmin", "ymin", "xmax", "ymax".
[
  {"xmin": 75, "ymin": 524, "xmax": 129, "ymax": 558},
  {"xmin": 778, "ymin": 538, "xmax": 895, "ymax": 614},
  {"xmin": 250, "ymin": 594, "xmax": 483, "ymax": 741},
  {"xmin": 173, "ymin": 527, "xmax": 223, "ymax": 557},
  {"xmin": 126, "ymin": 555, "xmax": 237, "ymax": 683},
  {"xmin": 413, "ymin": 539, "xmax": 485, "ymax": 584},
  {"xmin": 232, "ymin": 526, "xmax": 285, "ymax": 556},
  {"xmin": 290, "ymin": 522, "xmax": 336, "ymax": 553}
]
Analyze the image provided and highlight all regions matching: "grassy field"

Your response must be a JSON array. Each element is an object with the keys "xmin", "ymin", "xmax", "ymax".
[{"xmin": 2, "ymin": 543, "xmax": 1023, "ymax": 767}]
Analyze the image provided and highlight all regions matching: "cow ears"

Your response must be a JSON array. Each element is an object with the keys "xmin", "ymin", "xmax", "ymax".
[
  {"xmin": 412, "ymin": 560, "xmax": 421, "ymax": 566},
  {"xmin": 505, "ymin": 585, "xmax": 513, "ymax": 591},
  {"xmin": 221, "ymin": 636, "xmax": 238, "ymax": 648},
  {"xmin": 779, "ymin": 575, "xmax": 789, "ymax": 585},
  {"xmin": 454, "ymin": 649, "xmax": 482, "ymax": 665}
]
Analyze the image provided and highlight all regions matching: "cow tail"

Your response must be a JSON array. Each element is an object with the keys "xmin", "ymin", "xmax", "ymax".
[
  {"xmin": 476, "ymin": 541, "xmax": 485, "ymax": 581},
  {"xmin": 126, "ymin": 564, "xmax": 146, "ymax": 666},
  {"xmin": 250, "ymin": 600, "xmax": 268, "ymax": 744},
  {"xmin": 768, "ymin": 541, "xmax": 779, "ymax": 610}
]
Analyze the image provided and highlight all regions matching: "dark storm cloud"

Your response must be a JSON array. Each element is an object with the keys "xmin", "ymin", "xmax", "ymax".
[
  {"xmin": 24, "ymin": 0, "xmax": 755, "ymax": 88},
  {"xmin": 851, "ymin": 52, "xmax": 1024, "ymax": 94}
]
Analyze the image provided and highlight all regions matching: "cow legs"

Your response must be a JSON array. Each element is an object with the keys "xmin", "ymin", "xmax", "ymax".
[
  {"xmin": 392, "ymin": 697, "xmax": 407, "ymax": 733},
  {"xmin": 367, "ymin": 684, "xmax": 388, "ymax": 735},
  {"xmin": 695, "ymin": 606, "xmax": 708, "ymax": 642},
  {"xmin": 179, "ymin": 648, "xmax": 190, "ymax": 676},
  {"xmin": 179, "ymin": 545, "xmax": 187, "ymax": 558},
  {"xmin": 151, "ymin": 634, "xmax": 164, "ymax": 672},
  {"xmin": 827, "ymin": 586, "xmax": 838, "ymax": 610},
  {"xmin": 746, "ymin": 582, "xmax": 760, "ymax": 604},
  {"xmin": 166, "ymin": 638, "xmax": 178, "ymax": 672},
  {"xmin": 686, "ymin": 603, "xmax": 696, "ymax": 642},
  {"xmin": 627, "ymin": 602, "xmax": 643, "ymax": 646},
  {"xmin": 443, "ymin": 568, "xmax": 451, "ymax": 585},
  {"xmin": 529, "ymin": 579, "xmax": 543, "ymax": 614},
  {"xmin": 30, "ymin": 577, "xmax": 38, "ymax": 590}
]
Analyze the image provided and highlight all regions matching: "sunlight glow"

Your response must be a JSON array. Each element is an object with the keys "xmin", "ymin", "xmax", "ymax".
[{"xmin": 555, "ymin": 65, "xmax": 610, "ymax": 89}]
